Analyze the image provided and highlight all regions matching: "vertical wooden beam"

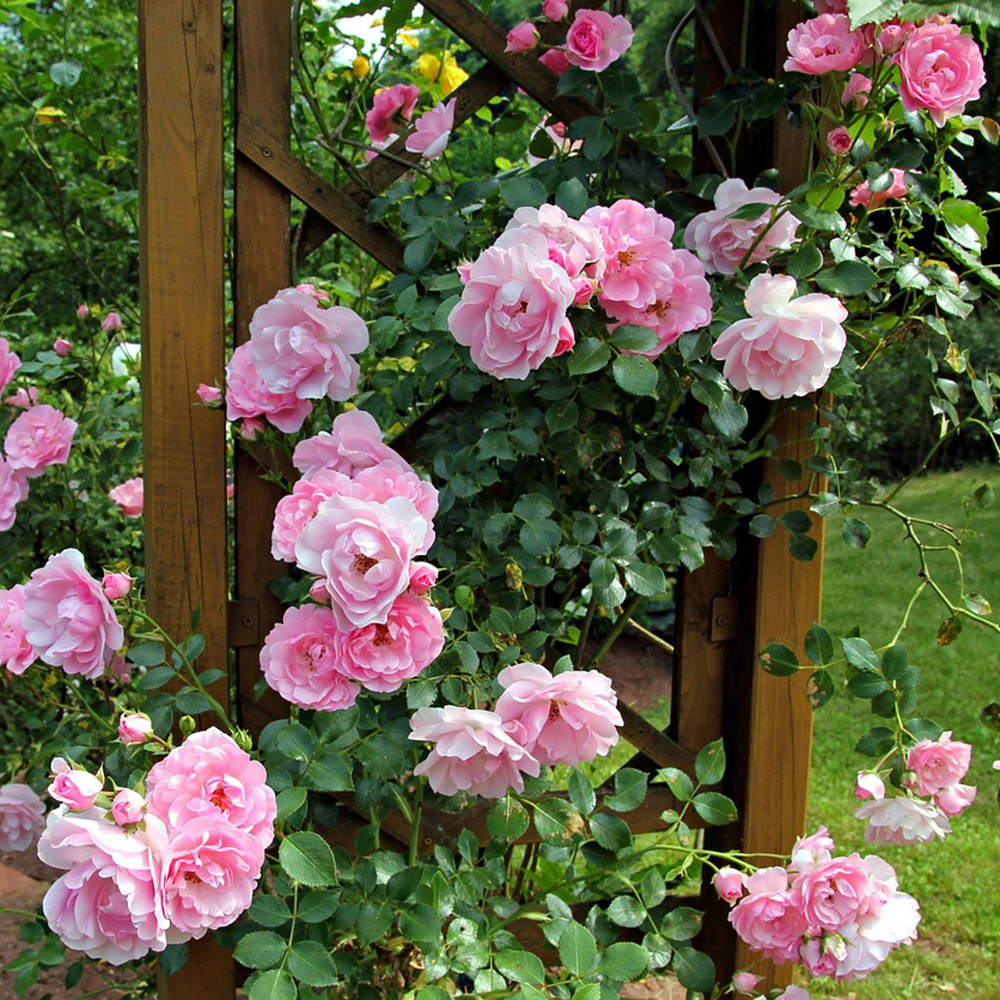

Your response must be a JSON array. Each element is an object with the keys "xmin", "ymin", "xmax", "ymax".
[{"xmin": 138, "ymin": 1, "xmax": 233, "ymax": 997}]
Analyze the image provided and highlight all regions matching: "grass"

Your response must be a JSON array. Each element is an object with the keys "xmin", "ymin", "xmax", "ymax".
[{"xmin": 803, "ymin": 468, "xmax": 1000, "ymax": 999}]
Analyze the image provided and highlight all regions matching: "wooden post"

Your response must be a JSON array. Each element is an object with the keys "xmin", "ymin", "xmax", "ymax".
[{"xmin": 138, "ymin": 1, "xmax": 234, "ymax": 996}]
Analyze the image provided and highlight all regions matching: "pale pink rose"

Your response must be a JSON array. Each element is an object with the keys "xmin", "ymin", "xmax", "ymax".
[
  {"xmin": 827, "ymin": 125, "xmax": 852, "ymax": 155},
  {"xmin": 292, "ymin": 409, "xmax": 409, "ymax": 479},
  {"xmin": 271, "ymin": 469, "xmax": 359, "ymax": 563},
  {"xmin": 842, "ymin": 72, "xmax": 872, "ymax": 109},
  {"xmin": 896, "ymin": 22, "xmax": 984, "ymax": 127},
  {"xmin": 0, "ymin": 585, "xmax": 34, "ymax": 675},
  {"xmin": 405, "ymin": 99, "xmax": 456, "ymax": 160},
  {"xmin": 0, "ymin": 783, "xmax": 45, "ymax": 851},
  {"xmin": 732, "ymin": 971, "xmax": 759, "ymax": 993},
  {"xmin": 788, "ymin": 825, "xmax": 836, "ymax": 873},
  {"xmin": 539, "ymin": 47, "xmax": 571, "ymax": 76},
  {"xmin": 713, "ymin": 866, "xmax": 745, "ymax": 904},
  {"xmin": 729, "ymin": 882, "xmax": 808, "ymax": 963},
  {"xmin": 225, "ymin": 342, "xmax": 313, "ymax": 434},
  {"xmin": 295, "ymin": 494, "xmax": 430, "ymax": 630},
  {"xmin": 564, "ymin": 10, "xmax": 634, "ymax": 73},
  {"xmin": 505, "ymin": 21, "xmax": 539, "ymax": 53},
  {"xmin": 145, "ymin": 727, "xmax": 276, "ymax": 849},
  {"xmin": 76, "ymin": 303, "xmax": 90, "ymax": 320},
  {"xmin": 409, "ymin": 706, "xmax": 540, "ymax": 798},
  {"xmin": 543, "ymin": 0, "xmax": 568, "ymax": 20},
  {"xmin": 4, "ymin": 404, "xmax": 77, "ymax": 478},
  {"xmin": 159, "ymin": 816, "xmax": 264, "ymax": 936},
  {"xmin": 6, "ymin": 386, "xmax": 38, "ymax": 408},
  {"xmin": 409, "ymin": 561, "xmax": 439, "ymax": 594},
  {"xmin": 799, "ymin": 933, "xmax": 845, "ymax": 978},
  {"xmin": 0, "ymin": 336, "xmax": 20, "ymax": 395},
  {"xmin": 849, "ymin": 168, "xmax": 909, "ymax": 210},
  {"xmin": 101, "ymin": 312, "xmax": 123, "ymax": 332},
  {"xmin": 854, "ymin": 795, "xmax": 951, "ymax": 844},
  {"xmin": 447, "ymin": 230, "xmax": 576, "ymax": 380},
  {"xmin": 52, "ymin": 337, "xmax": 73, "ymax": 356},
  {"xmin": 48, "ymin": 769, "xmax": 103, "ymax": 811},
  {"xmin": 101, "ymin": 572, "xmax": 132, "ymax": 600},
  {"xmin": 109, "ymin": 653, "xmax": 130, "ymax": 684},
  {"xmin": 684, "ymin": 178, "xmax": 799, "ymax": 277},
  {"xmin": 905, "ymin": 731, "xmax": 971, "ymax": 795},
  {"xmin": 118, "ymin": 713, "xmax": 153, "ymax": 745},
  {"xmin": 855, "ymin": 772, "xmax": 885, "ymax": 800},
  {"xmin": 495, "ymin": 662, "xmax": 622, "ymax": 766},
  {"xmin": 108, "ymin": 476, "xmax": 144, "ymax": 517},
  {"xmin": 792, "ymin": 853, "xmax": 882, "ymax": 932},
  {"xmin": 249, "ymin": 287, "xmax": 368, "ymax": 402},
  {"xmin": 239, "ymin": 416, "xmax": 265, "ymax": 439},
  {"xmin": 352, "ymin": 462, "xmax": 438, "ymax": 546},
  {"xmin": 934, "ymin": 782, "xmax": 976, "ymax": 817},
  {"xmin": 22, "ymin": 548, "xmax": 124, "ymax": 679},
  {"xmin": 711, "ymin": 273, "xmax": 847, "ymax": 400},
  {"xmin": 366, "ymin": 83, "xmax": 421, "ymax": 143},
  {"xmin": 0, "ymin": 459, "xmax": 29, "ymax": 532},
  {"xmin": 745, "ymin": 866, "xmax": 789, "ymax": 895},
  {"xmin": 775, "ymin": 988, "xmax": 811, "ymax": 1000},
  {"xmin": 294, "ymin": 283, "xmax": 330, "ymax": 302},
  {"xmin": 196, "ymin": 382, "xmax": 222, "ymax": 404},
  {"xmin": 876, "ymin": 21, "xmax": 914, "ymax": 57},
  {"xmin": 334, "ymin": 591, "xmax": 444, "ymax": 693},
  {"xmin": 111, "ymin": 789, "xmax": 145, "ymax": 826},
  {"xmin": 259, "ymin": 604, "xmax": 360, "ymax": 711},
  {"xmin": 784, "ymin": 15, "xmax": 866, "ymax": 75}
]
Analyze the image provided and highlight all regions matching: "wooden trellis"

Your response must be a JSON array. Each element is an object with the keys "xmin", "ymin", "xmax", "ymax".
[{"xmin": 139, "ymin": 1, "xmax": 820, "ymax": 997}]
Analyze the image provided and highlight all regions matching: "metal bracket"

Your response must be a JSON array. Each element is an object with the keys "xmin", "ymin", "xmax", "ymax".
[
  {"xmin": 228, "ymin": 598, "xmax": 259, "ymax": 647},
  {"xmin": 710, "ymin": 596, "xmax": 739, "ymax": 642}
]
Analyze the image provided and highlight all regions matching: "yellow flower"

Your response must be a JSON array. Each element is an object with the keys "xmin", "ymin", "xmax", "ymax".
[
  {"xmin": 438, "ymin": 54, "xmax": 468, "ymax": 95},
  {"xmin": 35, "ymin": 106, "xmax": 66, "ymax": 125},
  {"xmin": 352, "ymin": 55, "xmax": 370, "ymax": 79},
  {"xmin": 416, "ymin": 53, "xmax": 441, "ymax": 82},
  {"xmin": 398, "ymin": 31, "xmax": 419, "ymax": 49}
]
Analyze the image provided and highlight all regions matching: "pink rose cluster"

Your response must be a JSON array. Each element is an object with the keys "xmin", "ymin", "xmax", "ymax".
[
  {"xmin": 505, "ymin": 10, "xmax": 633, "ymax": 73},
  {"xmin": 261, "ymin": 409, "xmax": 445, "ymax": 711},
  {"xmin": 449, "ymin": 198, "xmax": 712, "ymax": 378},
  {"xmin": 38, "ymin": 728, "xmax": 276, "ymax": 965},
  {"xmin": 108, "ymin": 475, "xmax": 144, "ymax": 517},
  {"xmin": 719, "ymin": 827, "xmax": 920, "ymax": 982},
  {"xmin": 0, "ymin": 782, "xmax": 46, "ymax": 851},
  {"xmin": 409, "ymin": 662, "xmax": 622, "ymax": 798}
]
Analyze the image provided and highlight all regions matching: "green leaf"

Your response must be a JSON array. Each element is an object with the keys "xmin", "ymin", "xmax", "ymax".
[
  {"xmin": 567, "ymin": 337, "xmax": 611, "ymax": 375},
  {"xmin": 623, "ymin": 562, "xmax": 667, "ymax": 597},
  {"xmin": 815, "ymin": 260, "xmax": 878, "ymax": 296},
  {"xmin": 135, "ymin": 665, "xmax": 176, "ymax": 690},
  {"xmin": 276, "ymin": 786, "xmax": 307, "ymax": 822},
  {"xmin": 758, "ymin": 642, "xmax": 799, "ymax": 677},
  {"xmin": 297, "ymin": 890, "xmax": 338, "ymax": 924},
  {"xmin": 708, "ymin": 395, "xmax": 748, "ymax": 439},
  {"xmin": 692, "ymin": 791, "xmax": 738, "ymax": 825},
  {"xmin": 847, "ymin": 671, "xmax": 888, "ymax": 699},
  {"xmin": 558, "ymin": 922, "xmax": 597, "ymax": 976},
  {"xmin": 842, "ymin": 516, "xmax": 872, "ymax": 549},
  {"xmin": 612, "ymin": 325, "xmax": 660, "ymax": 354},
  {"xmin": 279, "ymin": 831, "xmax": 337, "ymax": 887},
  {"xmin": 568, "ymin": 770, "xmax": 597, "ymax": 815},
  {"xmin": 249, "ymin": 895, "xmax": 292, "ymax": 929},
  {"xmin": 604, "ymin": 768, "xmax": 648, "ymax": 812},
  {"xmin": 403, "ymin": 233, "xmax": 438, "ymax": 274},
  {"xmin": 791, "ymin": 203, "xmax": 846, "ymax": 233},
  {"xmin": 357, "ymin": 901, "xmax": 393, "ymax": 944},
  {"xmin": 807, "ymin": 668, "xmax": 835, "ymax": 708},
  {"xmin": 941, "ymin": 197, "xmax": 989, "ymax": 251},
  {"xmin": 129, "ymin": 641, "xmax": 166, "ymax": 667},
  {"xmin": 50, "ymin": 60, "xmax": 82, "ymax": 86},
  {"xmin": 589, "ymin": 812, "xmax": 632, "ymax": 851},
  {"xmin": 305, "ymin": 751, "xmax": 353, "ymax": 792},
  {"xmin": 612, "ymin": 353, "xmax": 658, "ymax": 397},
  {"xmin": 235, "ymin": 930, "xmax": 287, "ymax": 970},
  {"xmin": 749, "ymin": 514, "xmax": 776, "ymax": 538},
  {"xmin": 487, "ymin": 797, "xmax": 530, "ymax": 841},
  {"xmin": 662, "ymin": 906, "xmax": 702, "ymax": 942},
  {"xmin": 805, "ymin": 623, "xmax": 835, "ymax": 665},
  {"xmin": 607, "ymin": 896, "xmax": 646, "ymax": 927},
  {"xmin": 556, "ymin": 177, "xmax": 589, "ymax": 217},
  {"xmin": 658, "ymin": 767, "xmax": 694, "ymax": 802},
  {"xmin": 673, "ymin": 946, "xmax": 716, "ymax": 993},
  {"xmin": 287, "ymin": 941, "xmax": 338, "ymax": 987},
  {"xmin": 855, "ymin": 726, "xmax": 896, "ymax": 756},
  {"xmin": 842, "ymin": 636, "xmax": 879, "ymax": 671},
  {"xmin": 785, "ymin": 243, "xmax": 824, "ymax": 279},
  {"xmin": 495, "ymin": 950, "xmax": 545, "ymax": 985},
  {"xmin": 695, "ymin": 738, "xmax": 726, "ymax": 786},
  {"xmin": 500, "ymin": 176, "xmax": 546, "ymax": 209},
  {"xmin": 597, "ymin": 941, "xmax": 648, "ymax": 981},
  {"xmin": 248, "ymin": 969, "xmax": 298, "ymax": 1000}
]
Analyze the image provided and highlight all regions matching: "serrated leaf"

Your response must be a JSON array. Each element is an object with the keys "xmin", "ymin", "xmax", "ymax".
[
  {"xmin": 842, "ymin": 516, "xmax": 871, "ymax": 549},
  {"xmin": 597, "ymin": 941, "xmax": 648, "ymax": 981},
  {"xmin": 612, "ymin": 353, "xmax": 658, "ymax": 396},
  {"xmin": 842, "ymin": 636, "xmax": 879, "ymax": 671},
  {"xmin": 589, "ymin": 812, "xmax": 632, "ymax": 851},
  {"xmin": 487, "ymin": 797, "xmax": 530, "ymax": 841},
  {"xmin": 249, "ymin": 969, "xmax": 297, "ymax": 1000},
  {"xmin": 673, "ymin": 946, "xmax": 716, "ymax": 993},
  {"xmin": 567, "ymin": 337, "xmax": 611, "ymax": 375},
  {"xmin": 692, "ymin": 791, "xmax": 738, "ymax": 825},
  {"xmin": 605, "ymin": 768, "xmax": 648, "ymax": 812},
  {"xmin": 568, "ymin": 770, "xmax": 596, "ymax": 815},
  {"xmin": 495, "ymin": 949, "xmax": 545, "ymax": 985},
  {"xmin": 758, "ymin": 642, "xmax": 799, "ymax": 677},
  {"xmin": 607, "ymin": 895, "xmax": 647, "ymax": 927},
  {"xmin": 623, "ymin": 562, "xmax": 667, "ymax": 597},
  {"xmin": 287, "ymin": 941, "xmax": 338, "ymax": 987},
  {"xmin": 695, "ymin": 738, "xmax": 725, "ymax": 786},
  {"xmin": 559, "ymin": 922, "xmax": 597, "ymax": 975},
  {"xmin": 279, "ymin": 831, "xmax": 337, "ymax": 887},
  {"xmin": 235, "ymin": 930, "xmax": 287, "ymax": 970}
]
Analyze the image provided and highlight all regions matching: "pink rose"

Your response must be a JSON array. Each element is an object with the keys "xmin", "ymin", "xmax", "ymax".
[
  {"xmin": 295, "ymin": 494, "xmax": 431, "ymax": 630},
  {"xmin": 144, "ymin": 727, "xmax": 276, "ymax": 849},
  {"xmin": 495, "ymin": 662, "xmax": 622, "ymax": 766},
  {"xmin": 732, "ymin": 972, "xmax": 759, "ymax": 993},
  {"xmin": 0, "ymin": 459, "xmax": 29, "ymax": 532},
  {"xmin": 76, "ymin": 303, "xmax": 90, "ymax": 320},
  {"xmin": 240, "ymin": 416, "xmax": 265, "ymax": 439},
  {"xmin": 101, "ymin": 572, "xmax": 133, "ymax": 600},
  {"xmin": 842, "ymin": 72, "xmax": 872, "ymax": 109},
  {"xmin": 22, "ymin": 548, "xmax": 124, "ymax": 679},
  {"xmin": 713, "ymin": 866, "xmax": 745, "ymax": 904},
  {"xmin": 876, "ymin": 21, "xmax": 914, "ymax": 57},
  {"xmin": 527, "ymin": 118, "xmax": 582, "ymax": 165},
  {"xmin": 896, "ymin": 22, "xmax": 985, "ymax": 127},
  {"xmin": 101, "ymin": 312, "xmax": 123, "ymax": 332},
  {"xmin": 52, "ymin": 337, "xmax": 73, "ymax": 356},
  {"xmin": 409, "ymin": 706, "xmax": 540, "ymax": 798},
  {"xmin": 729, "ymin": 879, "xmax": 808, "ymax": 963},
  {"xmin": 0, "ymin": 585, "xmax": 34, "ymax": 675},
  {"xmin": 542, "ymin": 0, "xmax": 569, "ymax": 20},
  {"xmin": 564, "ymin": 10, "xmax": 634, "ymax": 73},
  {"xmin": 784, "ymin": 15, "xmax": 866, "ymax": 75},
  {"xmin": 905, "ymin": 730, "xmax": 971, "ymax": 795},
  {"xmin": 792, "ymin": 854, "xmax": 882, "ymax": 932},
  {"xmin": 934, "ymin": 782, "xmax": 976, "ymax": 817},
  {"xmin": 111, "ymin": 789, "xmax": 145, "ymax": 826},
  {"xmin": 118, "ymin": 713, "xmax": 153, "ymax": 745},
  {"xmin": 505, "ymin": 21, "xmax": 539, "ymax": 53},
  {"xmin": 48, "ymin": 769, "xmax": 103, "ymax": 811},
  {"xmin": 366, "ymin": 83, "xmax": 421, "ymax": 143},
  {"xmin": 352, "ymin": 462, "xmax": 438, "ymax": 545},
  {"xmin": 854, "ymin": 795, "xmax": 951, "ymax": 844},
  {"xmin": 855, "ymin": 771, "xmax": 885, "ymax": 800},
  {"xmin": 4, "ymin": 404, "xmax": 77, "ymax": 478},
  {"xmin": 405, "ymin": 99, "xmax": 456, "ymax": 160},
  {"xmin": 249, "ymin": 287, "xmax": 368, "ymax": 402},
  {"xmin": 6, "ymin": 386, "xmax": 38, "ymax": 408},
  {"xmin": 225, "ymin": 342, "xmax": 313, "ymax": 433},
  {"xmin": 334, "ymin": 591, "xmax": 444, "ymax": 693},
  {"xmin": 539, "ymin": 48, "xmax": 571, "ymax": 76},
  {"xmin": 294, "ymin": 283, "xmax": 330, "ymax": 301},
  {"xmin": 775, "ymin": 989, "xmax": 811, "ymax": 1000},
  {"xmin": 259, "ymin": 604, "xmax": 361, "ymax": 711},
  {"xmin": 0, "ymin": 336, "xmax": 21, "ymax": 395},
  {"xmin": 0, "ymin": 783, "xmax": 45, "ymax": 851},
  {"xmin": 827, "ymin": 125, "xmax": 852, "ymax": 156},
  {"xmin": 292, "ymin": 409, "xmax": 410, "ymax": 479},
  {"xmin": 196, "ymin": 382, "xmax": 222, "ymax": 404},
  {"xmin": 272, "ymin": 469, "xmax": 358, "ymax": 563},
  {"xmin": 684, "ymin": 178, "xmax": 799, "ymax": 276},
  {"xmin": 447, "ymin": 230, "xmax": 576, "ymax": 380},
  {"xmin": 711, "ymin": 273, "xmax": 847, "ymax": 400},
  {"xmin": 787, "ymin": 825, "xmax": 836, "ymax": 873},
  {"xmin": 409, "ymin": 561, "xmax": 439, "ymax": 594},
  {"xmin": 108, "ymin": 476, "xmax": 144, "ymax": 517},
  {"xmin": 849, "ymin": 168, "xmax": 909, "ymax": 210}
]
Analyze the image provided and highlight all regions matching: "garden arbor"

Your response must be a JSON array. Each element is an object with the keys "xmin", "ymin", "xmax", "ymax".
[{"xmin": 138, "ymin": 1, "xmax": 822, "ymax": 997}]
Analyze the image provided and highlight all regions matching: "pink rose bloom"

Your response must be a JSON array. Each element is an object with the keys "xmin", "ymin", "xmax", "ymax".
[
  {"xmin": 271, "ymin": 469, "xmax": 359, "ymax": 563},
  {"xmin": 353, "ymin": 462, "xmax": 438, "ymax": 545},
  {"xmin": 101, "ymin": 572, "xmax": 132, "ymax": 600},
  {"xmin": 366, "ymin": 83, "xmax": 421, "ymax": 143},
  {"xmin": 732, "ymin": 972, "xmax": 759, "ymax": 994},
  {"xmin": 76, "ymin": 303, "xmax": 90, "ymax": 320},
  {"xmin": 842, "ymin": 72, "xmax": 872, "ymax": 109},
  {"xmin": 240, "ymin": 416, "xmax": 265, "ymax": 439},
  {"xmin": 876, "ymin": 21, "xmax": 914, "ymax": 57},
  {"xmin": 293, "ymin": 409, "xmax": 409, "ymax": 479},
  {"xmin": 409, "ymin": 561, "xmax": 439, "ymax": 594},
  {"xmin": 259, "ymin": 604, "xmax": 360, "ymax": 711},
  {"xmin": 776, "ymin": 990, "xmax": 810, "ymax": 1000},
  {"xmin": 334, "ymin": 591, "xmax": 445, "ymax": 693},
  {"xmin": 409, "ymin": 706, "xmax": 540, "ymax": 798},
  {"xmin": 827, "ymin": 125, "xmax": 852, "ymax": 156},
  {"xmin": 108, "ymin": 476, "xmax": 144, "ymax": 517},
  {"xmin": 405, "ymin": 99, "xmax": 456, "ymax": 160},
  {"xmin": 543, "ymin": 0, "xmax": 569, "ymax": 20},
  {"xmin": 160, "ymin": 816, "xmax": 264, "ymax": 936},
  {"xmin": 784, "ymin": 15, "xmax": 866, "ymax": 75},
  {"xmin": 249, "ymin": 287, "xmax": 368, "ymax": 402},
  {"xmin": 564, "ymin": 10, "xmax": 634, "ymax": 73},
  {"xmin": 52, "ymin": 337, "xmax": 73, "ymax": 356},
  {"xmin": 684, "ymin": 178, "xmax": 799, "ymax": 277},
  {"xmin": 0, "ymin": 459, "xmax": 29, "ymax": 532},
  {"xmin": 711, "ymin": 273, "xmax": 847, "ymax": 400},
  {"xmin": 713, "ymin": 866, "xmax": 745, "ymax": 904},
  {"xmin": 6, "ymin": 386, "xmax": 38, "ymax": 408},
  {"xmin": 855, "ymin": 771, "xmax": 885, "ymax": 800},
  {"xmin": 792, "ymin": 854, "xmax": 882, "ymax": 932},
  {"xmin": 145, "ymin": 727, "xmax": 276, "ymax": 849},
  {"xmin": 101, "ymin": 312, "xmax": 123, "ymax": 332},
  {"xmin": 448, "ymin": 230, "xmax": 576, "ymax": 380},
  {"xmin": 118, "ymin": 713, "xmax": 153, "ymax": 745},
  {"xmin": 854, "ymin": 795, "xmax": 951, "ymax": 845},
  {"xmin": 905, "ymin": 730, "xmax": 971, "ymax": 795},
  {"xmin": 196, "ymin": 382, "xmax": 222, "ymax": 404},
  {"xmin": 111, "ymin": 789, "xmax": 145, "ymax": 826},
  {"xmin": 849, "ymin": 168, "xmax": 909, "ymax": 210},
  {"xmin": 225, "ymin": 342, "xmax": 313, "ymax": 434},
  {"xmin": 0, "ymin": 585, "xmax": 34, "ymax": 675},
  {"xmin": 539, "ymin": 47, "xmax": 571, "ymax": 76},
  {"xmin": 934, "ymin": 782, "xmax": 976, "ymax": 817},
  {"xmin": 295, "ymin": 283, "xmax": 330, "ymax": 301},
  {"xmin": 787, "ymin": 825, "xmax": 836, "ymax": 873},
  {"xmin": 295, "ymin": 494, "xmax": 430, "ymax": 630},
  {"xmin": 4, "ymin": 404, "xmax": 77, "ymax": 478},
  {"xmin": 505, "ymin": 21, "xmax": 539, "ymax": 53},
  {"xmin": 22, "ymin": 548, "xmax": 124, "ymax": 679},
  {"xmin": 48, "ymin": 769, "xmax": 103, "ymax": 811},
  {"xmin": 729, "ymin": 876, "xmax": 808, "ymax": 963},
  {"xmin": 896, "ymin": 22, "xmax": 985, "ymax": 127},
  {"xmin": 0, "ymin": 336, "xmax": 20, "ymax": 395},
  {"xmin": 495, "ymin": 663, "xmax": 623, "ymax": 766},
  {"xmin": 0, "ymin": 783, "xmax": 45, "ymax": 851}
]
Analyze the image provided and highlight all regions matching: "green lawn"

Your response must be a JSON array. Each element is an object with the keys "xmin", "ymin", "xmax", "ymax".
[{"xmin": 803, "ymin": 468, "xmax": 1000, "ymax": 999}]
